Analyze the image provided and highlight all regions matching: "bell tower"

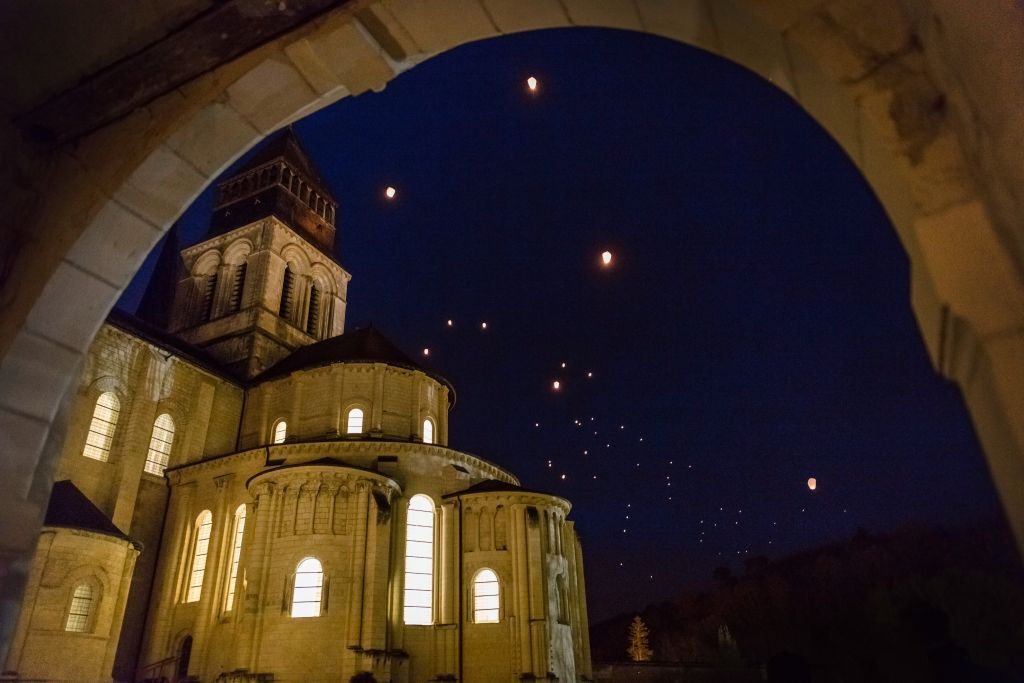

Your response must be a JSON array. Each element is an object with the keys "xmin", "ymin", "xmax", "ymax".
[{"xmin": 167, "ymin": 130, "xmax": 351, "ymax": 379}]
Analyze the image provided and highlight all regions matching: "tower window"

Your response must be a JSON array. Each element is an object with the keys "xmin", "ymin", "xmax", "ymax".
[
  {"xmin": 224, "ymin": 504, "xmax": 246, "ymax": 611},
  {"xmin": 422, "ymin": 418, "xmax": 434, "ymax": 445},
  {"xmin": 291, "ymin": 557, "xmax": 324, "ymax": 618},
  {"xmin": 404, "ymin": 494, "xmax": 434, "ymax": 625},
  {"xmin": 64, "ymin": 583, "xmax": 94, "ymax": 632},
  {"xmin": 273, "ymin": 419, "xmax": 287, "ymax": 444},
  {"xmin": 279, "ymin": 265, "xmax": 294, "ymax": 319},
  {"xmin": 229, "ymin": 262, "xmax": 247, "ymax": 313},
  {"xmin": 201, "ymin": 272, "xmax": 217, "ymax": 322},
  {"xmin": 306, "ymin": 284, "xmax": 320, "ymax": 336},
  {"xmin": 143, "ymin": 413, "xmax": 175, "ymax": 476},
  {"xmin": 82, "ymin": 391, "xmax": 120, "ymax": 462},
  {"xmin": 185, "ymin": 510, "xmax": 213, "ymax": 603},
  {"xmin": 473, "ymin": 569, "xmax": 500, "ymax": 623},
  {"xmin": 346, "ymin": 408, "xmax": 364, "ymax": 435}
]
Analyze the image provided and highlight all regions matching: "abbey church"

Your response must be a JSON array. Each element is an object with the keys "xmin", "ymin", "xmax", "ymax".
[{"xmin": 2, "ymin": 133, "xmax": 591, "ymax": 683}]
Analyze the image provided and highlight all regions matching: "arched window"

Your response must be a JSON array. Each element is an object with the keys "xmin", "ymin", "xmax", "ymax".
[
  {"xmin": 185, "ymin": 511, "xmax": 213, "ymax": 602},
  {"xmin": 83, "ymin": 391, "xmax": 120, "ymax": 462},
  {"xmin": 229, "ymin": 262, "xmax": 247, "ymax": 313},
  {"xmin": 143, "ymin": 413, "xmax": 175, "ymax": 476},
  {"xmin": 177, "ymin": 635, "xmax": 192, "ymax": 679},
  {"xmin": 272, "ymin": 419, "xmax": 287, "ymax": 444},
  {"xmin": 306, "ymin": 284, "xmax": 320, "ymax": 336},
  {"xmin": 279, "ymin": 265, "xmax": 294, "ymax": 319},
  {"xmin": 473, "ymin": 569, "xmax": 500, "ymax": 623},
  {"xmin": 291, "ymin": 557, "xmax": 324, "ymax": 618},
  {"xmin": 404, "ymin": 494, "xmax": 434, "ymax": 625},
  {"xmin": 223, "ymin": 504, "xmax": 247, "ymax": 612},
  {"xmin": 422, "ymin": 417, "xmax": 434, "ymax": 445},
  {"xmin": 346, "ymin": 407, "xmax": 364, "ymax": 435},
  {"xmin": 201, "ymin": 272, "xmax": 217, "ymax": 322},
  {"xmin": 64, "ymin": 583, "xmax": 94, "ymax": 632}
]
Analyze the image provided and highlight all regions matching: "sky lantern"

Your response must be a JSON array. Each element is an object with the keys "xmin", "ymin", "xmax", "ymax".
[
  {"xmin": 601, "ymin": 250, "xmax": 613, "ymax": 266},
  {"xmin": 384, "ymin": 186, "xmax": 396, "ymax": 199},
  {"xmin": 552, "ymin": 380, "xmax": 561, "ymax": 390},
  {"xmin": 807, "ymin": 477, "xmax": 817, "ymax": 491},
  {"xmin": 446, "ymin": 319, "xmax": 453, "ymax": 327},
  {"xmin": 526, "ymin": 76, "xmax": 538, "ymax": 92},
  {"xmin": 422, "ymin": 348, "xmax": 430, "ymax": 356},
  {"xmin": 481, "ymin": 321, "xmax": 488, "ymax": 330}
]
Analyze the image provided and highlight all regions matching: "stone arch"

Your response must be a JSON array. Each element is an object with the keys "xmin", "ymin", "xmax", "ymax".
[
  {"xmin": 221, "ymin": 238, "xmax": 254, "ymax": 266},
  {"xmin": 190, "ymin": 249, "xmax": 222, "ymax": 276},
  {"xmin": 2, "ymin": 0, "xmax": 1024, "ymax": 652}
]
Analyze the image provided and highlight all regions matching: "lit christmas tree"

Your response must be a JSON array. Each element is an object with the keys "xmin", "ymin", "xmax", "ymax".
[{"xmin": 627, "ymin": 615, "xmax": 653, "ymax": 661}]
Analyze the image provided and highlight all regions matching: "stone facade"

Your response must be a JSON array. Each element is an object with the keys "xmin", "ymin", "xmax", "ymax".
[{"xmin": 1, "ymin": 136, "xmax": 591, "ymax": 683}]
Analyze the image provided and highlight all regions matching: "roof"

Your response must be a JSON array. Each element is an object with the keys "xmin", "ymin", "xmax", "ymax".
[
  {"xmin": 253, "ymin": 326, "xmax": 456, "ymax": 399},
  {"xmin": 231, "ymin": 128, "xmax": 332, "ymax": 200},
  {"xmin": 442, "ymin": 478, "xmax": 562, "ymax": 500},
  {"xmin": 44, "ymin": 480, "xmax": 135, "ymax": 544},
  {"xmin": 107, "ymin": 309, "xmax": 243, "ymax": 385}
]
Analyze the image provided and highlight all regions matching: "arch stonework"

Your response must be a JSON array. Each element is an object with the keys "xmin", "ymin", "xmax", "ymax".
[{"xmin": 1, "ymin": 0, "xmax": 1023, "ymax": 657}]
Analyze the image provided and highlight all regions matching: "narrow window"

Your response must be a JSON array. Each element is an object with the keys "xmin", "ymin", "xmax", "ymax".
[
  {"xmin": 64, "ymin": 583, "xmax": 93, "ymax": 632},
  {"xmin": 422, "ymin": 418, "xmax": 434, "ymax": 445},
  {"xmin": 177, "ymin": 636, "xmax": 192, "ymax": 679},
  {"xmin": 404, "ymin": 494, "xmax": 434, "ymax": 625},
  {"xmin": 306, "ymin": 284, "xmax": 320, "ymax": 336},
  {"xmin": 229, "ymin": 262, "xmax": 247, "ymax": 313},
  {"xmin": 279, "ymin": 265, "xmax": 294, "ymax": 319},
  {"xmin": 201, "ymin": 272, "xmax": 217, "ymax": 322},
  {"xmin": 143, "ymin": 413, "xmax": 175, "ymax": 476},
  {"xmin": 224, "ymin": 504, "xmax": 246, "ymax": 611},
  {"xmin": 273, "ymin": 419, "xmax": 287, "ymax": 444},
  {"xmin": 473, "ymin": 569, "xmax": 500, "ymax": 623},
  {"xmin": 82, "ymin": 392, "xmax": 120, "ymax": 462},
  {"xmin": 291, "ymin": 557, "xmax": 323, "ymax": 618},
  {"xmin": 346, "ymin": 408, "xmax": 364, "ymax": 435},
  {"xmin": 186, "ymin": 511, "xmax": 213, "ymax": 602}
]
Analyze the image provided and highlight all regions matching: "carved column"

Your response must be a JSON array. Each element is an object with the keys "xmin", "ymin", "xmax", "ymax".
[{"xmin": 236, "ymin": 481, "xmax": 277, "ymax": 671}]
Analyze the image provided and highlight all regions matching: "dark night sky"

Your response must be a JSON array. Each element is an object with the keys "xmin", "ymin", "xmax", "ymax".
[{"xmin": 120, "ymin": 28, "xmax": 1002, "ymax": 621}]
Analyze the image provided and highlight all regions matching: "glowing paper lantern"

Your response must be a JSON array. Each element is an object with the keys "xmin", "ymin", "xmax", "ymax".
[
  {"xmin": 601, "ymin": 250, "xmax": 613, "ymax": 265},
  {"xmin": 552, "ymin": 380, "xmax": 561, "ymax": 390},
  {"xmin": 807, "ymin": 477, "xmax": 817, "ymax": 491},
  {"xmin": 422, "ymin": 348, "xmax": 430, "ymax": 356},
  {"xmin": 526, "ymin": 76, "xmax": 538, "ymax": 91},
  {"xmin": 384, "ymin": 186, "xmax": 396, "ymax": 199},
  {"xmin": 481, "ymin": 322, "xmax": 488, "ymax": 330}
]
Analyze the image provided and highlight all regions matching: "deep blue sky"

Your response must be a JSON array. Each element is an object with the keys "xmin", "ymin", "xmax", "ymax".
[{"xmin": 121, "ymin": 28, "xmax": 1001, "ymax": 621}]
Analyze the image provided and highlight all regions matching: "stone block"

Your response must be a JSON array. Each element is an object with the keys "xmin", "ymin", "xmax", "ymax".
[
  {"xmin": 744, "ymin": 0, "xmax": 827, "ymax": 32},
  {"xmin": 710, "ymin": 0, "xmax": 795, "ymax": 95},
  {"xmin": 634, "ymin": 0, "xmax": 719, "ymax": 52},
  {"xmin": 25, "ymin": 260, "xmax": 119, "ymax": 353},
  {"xmin": 561, "ymin": 0, "xmax": 643, "ymax": 29},
  {"xmin": 785, "ymin": 39, "xmax": 860, "ymax": 162},
  {"xmin": 67, "ymin": 199, "xmax": 164, "ymax": 288},
  {"xmin": 356, "ymin": 4, "xmax": 423, "ymax": 63},
  {"xmin": 382, "ymin": 0, "xmax": 498, "ymax": 55},
  {"xmin": 113, "ymin": 144, "xmax": 208, "ymax": 229},
  {"xmin": 913, "ymin": 200, "xmax": 1024, "ymax": 337},
  {"xmin": 481, "ymin": 0, "xmax": 568, "ymax": 34},
  {"xmin": 166, "ymin": 102, "xmax": 263, "ymax": 178},
  {"xmin": 0, "ymin": 330, "xmax": 81, "ymax": 423},
  {"xmin": 225, "ymin": 56, "xmax": 319, "ymax": 134},
  {"xmin": 291, "ymin": 20, "xmax": 395, "ymax": 96},
  {"xmin": 0, "ymin": 409, "xmax": 50, "ymax": 502}
]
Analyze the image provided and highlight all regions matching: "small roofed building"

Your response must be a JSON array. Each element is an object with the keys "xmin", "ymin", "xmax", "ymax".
[
  {"xmin": 4, "ymin": 481, "xmax": 141, "ymax": 682},
  {"xmin": 3, "ymin": 131, "xmax": 591, "ymax": 683}
]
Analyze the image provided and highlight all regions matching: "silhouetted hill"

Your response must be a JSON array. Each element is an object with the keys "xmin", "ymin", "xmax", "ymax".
[{"xmin": 591, "ymin": 518, "xmax": 1024, "ymax": 682}]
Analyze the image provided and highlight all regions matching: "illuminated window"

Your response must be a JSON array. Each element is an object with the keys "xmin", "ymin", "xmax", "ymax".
[
  {"xmin": 422, "ymin": 418, "xmax": 434, "ymax": 445},
  {"xmin": 64, "ymin": 583, "xmax": 93, "ymax": 632},
  {"xmin": 473, "ymin": 569, "xmax": 500, "ymax": 623},
  {"xmin": 83, "ymin": 392, "xmax": 120, "ymax": 462},
  {"xmin": 273, "ymin": 419, "xmax": 287, "ymax": 444},
  {"xmin": 404, "ymin": 494, "xmax": 434, "ymax": 625},
  {"xmin": 224, "ymin": 504, "xmax": 246, "ymax": 611},
  {"xmin": 291, "ymin": 557, "xmax": 323, "ymax": 618},
  {"xmin": 346, "ymin": 407, "xmax": 364, "ymax": 435},
  {"xmin": 143, "ymin": 413, "xmax": 175, "ymax": 475},
  {"xmin": 185, "ymin": 511, "xmax": 213, "ymax": 603}
]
